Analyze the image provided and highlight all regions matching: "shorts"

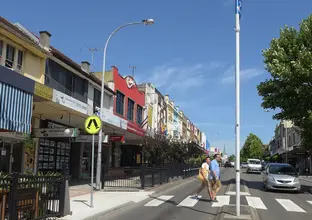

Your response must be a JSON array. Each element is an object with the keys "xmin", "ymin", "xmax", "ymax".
[{"xmin": 209, "ymin": 179, "xmax": 222, "ymax": 191}]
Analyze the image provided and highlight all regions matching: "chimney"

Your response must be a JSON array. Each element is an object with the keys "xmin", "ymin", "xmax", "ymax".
[
  {"xmin": 81, "ymin": 61, "xmax": 90, "ymax": 74},
  {"xmin": 108, "ymin": 80, "xmax": 115, "ymax": 91},
  {"xmin": 39, "ymin": 31, "xmax": 52, "ymax": 49}
]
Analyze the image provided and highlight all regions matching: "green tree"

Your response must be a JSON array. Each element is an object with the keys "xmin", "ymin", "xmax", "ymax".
[
  {"xmin": 242, "ymin": 133, "xmax": 264, "ymax": 159},
  {"xmin": 228, "ymin": 154, "xmax": 235, "ymax": 162},
  {"xmin": 257, "ymin": 14, "xmax": 312, "ymax": 150}
]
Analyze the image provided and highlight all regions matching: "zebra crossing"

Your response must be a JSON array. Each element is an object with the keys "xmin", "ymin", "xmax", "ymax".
[{"xmin": 143, "ymin": 194, "xmax": 312, "ymax": 213}]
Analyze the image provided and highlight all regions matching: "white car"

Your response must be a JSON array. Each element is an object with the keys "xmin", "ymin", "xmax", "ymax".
[
  {"xmin": 230, "ymin": 161, "xmax": 235, "ymax": 167},
  {"xmin": 247, "ymin": 159, "xmax": 262, "ymax": 173}
]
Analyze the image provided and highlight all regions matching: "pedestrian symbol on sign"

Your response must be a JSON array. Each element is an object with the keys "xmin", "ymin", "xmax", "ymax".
[{"xmin": 84, "ymin": 115, "xmax": 102, "ymax": 135}]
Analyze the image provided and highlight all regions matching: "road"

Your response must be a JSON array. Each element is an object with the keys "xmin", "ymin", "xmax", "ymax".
[
  {"xmin": 242, "ymin": 168, "xmax": 312, "ymax": 220},
  {"xmin": 97, "ymin": 167, "xmax": 232, "ymax": 220}
]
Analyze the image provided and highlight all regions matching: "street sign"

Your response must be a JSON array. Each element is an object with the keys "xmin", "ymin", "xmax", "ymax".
[
  {"xmin": 84, "ymin": 115, "xmax": 103, "ymax": 208},
  {"xmin": 84, "ymin": 115, "xmax": 102, "ymax": 135}
]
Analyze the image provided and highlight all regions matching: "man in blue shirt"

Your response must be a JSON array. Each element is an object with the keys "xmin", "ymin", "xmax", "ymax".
[{"xmin": 209, "ymin": 154, "xmax": 222, "ymax": 202}]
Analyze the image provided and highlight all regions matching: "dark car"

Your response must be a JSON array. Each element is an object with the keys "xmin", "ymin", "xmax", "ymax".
[{"xmin": 224, "ymin": 161, "xmax": 231, "ymax": 167}]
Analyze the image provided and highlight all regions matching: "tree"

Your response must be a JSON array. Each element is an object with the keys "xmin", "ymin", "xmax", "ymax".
[
  {"xmin": 241, "ymin": 133, "xmax": 264, "ymax": 159},
  {"xmin": 228, "ymin": 154, "xmax": 235, "ymax": 162},
  {"xmin": 257, "ymin": 14, "xmax": 312, "ymax": 149}
]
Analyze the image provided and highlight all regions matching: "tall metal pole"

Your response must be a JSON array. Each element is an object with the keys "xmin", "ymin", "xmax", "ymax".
[
  {"xmin": 285, "ymin": 124, "xmax": 288, "ymax": 163},
  {"xmin": 235, "ymin": 0, "xmax": 241, "ymax": 216},
  {"xmin": 96, "ymin": 20, "xmax": 153, "ymax": 190},
  {"xmin": 91, "ymin": 134, "xmax": 95, "ymax": 207}
]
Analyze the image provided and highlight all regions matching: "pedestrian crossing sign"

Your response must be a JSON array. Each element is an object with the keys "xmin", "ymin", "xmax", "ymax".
[{"xmin": 84, "ymin": 115, "xmax": 102, "ymax": 135}]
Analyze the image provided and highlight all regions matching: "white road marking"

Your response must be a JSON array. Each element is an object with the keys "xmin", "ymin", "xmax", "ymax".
[
  {"xmin": 246, "ymin": 196, "xmax": 267, "ymax": 210},
  {"xmin": 307, "ymin": 201, "xmax": 312, "ymax": 205},
  {"xmin": 211, "ymin": 196, "xmax": 230, "ymax": 207},
  {"xmin": 225, "ymin": 191, "xmax": 250, "ymax": 196},
  {"xmin": 144, "ymin": 195, "xmax": 174, "ymax": 207},
  {"xmin": 275, "ymin": 199, "xmax": 306, "ymax": 212},
  {"xmin": 177, "ymin": 195, "xmax": 202, "ymax": 207}
]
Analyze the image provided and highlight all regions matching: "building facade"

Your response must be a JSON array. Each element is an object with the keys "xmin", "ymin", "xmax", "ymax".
[{"xmin": 155, "ymin": 88, "xmax": 167, "ymax": 135}]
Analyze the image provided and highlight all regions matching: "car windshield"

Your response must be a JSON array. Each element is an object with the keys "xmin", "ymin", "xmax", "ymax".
[
  {"xmin": 248, "ymin": 160, "xmax": 261, "ymax": 164},
  {"xmin": 269, "ymin": 165, "xmax": 297, "ymax": 175}
]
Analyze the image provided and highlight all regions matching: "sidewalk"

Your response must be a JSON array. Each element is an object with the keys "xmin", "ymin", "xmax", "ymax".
[
  {"xmin": 299, "ymin": 176, "xmax": 312, "ymax": 194},
  {"xmin": 59, "ymin": 190, "xmax": 154, "ymax": 220}
]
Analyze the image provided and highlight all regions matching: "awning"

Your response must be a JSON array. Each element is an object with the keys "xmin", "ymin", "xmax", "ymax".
[{"xmin": 0, "ymin": 82, "xmax": 33, "ymax": 133}]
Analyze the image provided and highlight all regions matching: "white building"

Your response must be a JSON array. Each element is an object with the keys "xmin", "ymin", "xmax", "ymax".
[{"xmin": 201, "ymin": 132, "xmax": 206, "ymax": 149}]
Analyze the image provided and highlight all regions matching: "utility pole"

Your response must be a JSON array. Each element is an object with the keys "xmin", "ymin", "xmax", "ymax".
[{"xmin": 129, "ymin": 65, "xmax": 136, "ymax": 78}]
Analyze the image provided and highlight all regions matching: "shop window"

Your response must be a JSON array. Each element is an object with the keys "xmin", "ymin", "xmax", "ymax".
[
  {"xmin": 137, "ymin": 105, "xmax": 143, "ymax": 125},
  {"xmin": 116, "ymin": 91, "xmax": 125, "ymax": 116},
  {"xmin": 0, "ymin": 40, "xmax": 3, "ymax": 60},
  {"xmin": 5, "ymin": 44, "xmax": 15, "ymax": 68},
  {"xmin": 127, "ymin": 98, "xmax": 135, "ymax": 121}
]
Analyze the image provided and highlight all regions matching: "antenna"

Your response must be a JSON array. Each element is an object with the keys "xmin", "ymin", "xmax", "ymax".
[
  {"xmin": 129, "ymin": 65, "xmax": 136, "ymax": 78},
  {"xmin": 80, "ymin": 44, "xmax": 101, "ymax": 71}
]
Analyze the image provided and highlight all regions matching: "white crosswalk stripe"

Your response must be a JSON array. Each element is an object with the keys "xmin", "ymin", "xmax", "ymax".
[
  {"xmin": 144, "ymin": 195, "xmax": 174, "ymax": 207},
  {"xmin": 275, "ymin": 199, "xmax": 306, "ymax": 213},
  {"xmin": 142, "ymin": 194, "xmax": 312, "ymax": 213},
  {"xmin": 246, "ymin": 196, "xmax": 267, "ymax": 210},
  {"xmin": 177, "ymin": 195, "xmax": 202, "ymax": 207}
]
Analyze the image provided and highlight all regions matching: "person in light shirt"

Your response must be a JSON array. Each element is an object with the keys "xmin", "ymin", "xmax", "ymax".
[
  {"xmin": 209, "ymin": 154, "xmax": 222, "ymax": 202},
  {"xmin": 194, "ymin": 157, "xmax": 212, "ymax": 200}
]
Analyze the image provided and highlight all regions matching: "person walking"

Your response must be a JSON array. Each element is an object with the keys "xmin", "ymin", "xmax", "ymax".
[
  {"xmin": 209, "ymin": 154, "xmax": 222, "ymax": 202},
  {"xmin": 194, "ymin": 157, "xmax": 212, "ymax": 200}
]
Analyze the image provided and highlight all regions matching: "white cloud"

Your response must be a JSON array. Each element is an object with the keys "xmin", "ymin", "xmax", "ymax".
[
  {"xmin": 147, "ymin": 61, "xmax": 225, "ymax": 91},
  {"xmin": 220, "ymin": 66, "xmax": 265, "ymax": 84}
]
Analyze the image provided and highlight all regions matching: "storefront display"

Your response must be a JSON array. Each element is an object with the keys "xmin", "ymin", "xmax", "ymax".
[{"xmin": 37, "ymin": 138, "xmax": 71, "ymax": 172}]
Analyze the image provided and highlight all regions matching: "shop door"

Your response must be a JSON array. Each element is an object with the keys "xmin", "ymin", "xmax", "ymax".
[
  {"xmin": 12, "ymin": 142, "xmax": 23, "ymax": 173},
  {"xmin": 0, "ymin": 140, "xmax": 11, "ymax": 173}
]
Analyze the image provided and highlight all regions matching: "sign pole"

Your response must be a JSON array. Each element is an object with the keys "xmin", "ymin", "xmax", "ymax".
[{"xmin": 90, "ymin": 134, "xmax": 95, "ymax": 208}]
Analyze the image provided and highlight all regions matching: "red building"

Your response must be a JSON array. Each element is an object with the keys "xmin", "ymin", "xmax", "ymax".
[
  {"xmin": 111, "ymin": 66, "xmax": 145, "ymax": 137},
  {"xmin": 108, "ymin": 66, "xmax": 146, "ymax": 167}
]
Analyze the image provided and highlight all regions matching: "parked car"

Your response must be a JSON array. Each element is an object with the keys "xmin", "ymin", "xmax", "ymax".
[
  {"xmin": 262, "ymin": 163, "xmax": 301, "ymax": 192},
  {"xmin": 247, "ymin": 159, "xmax": 262, "ymax": 173},
  {"xmin": 230, "ymin": 161, "xmax": 235, "ymax": 167},
  {"xmin": 241, "ymin": 162, "xmax": 248, "ymax": 168},
  {"xmin": 224, "ymin": 161, "xmax": 231, "ymax": 167}
]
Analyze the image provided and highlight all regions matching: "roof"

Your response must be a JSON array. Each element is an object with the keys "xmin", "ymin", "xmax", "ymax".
[{"xmin": 0, "ymin": 16, "xmax": 115, "ymax": 95}]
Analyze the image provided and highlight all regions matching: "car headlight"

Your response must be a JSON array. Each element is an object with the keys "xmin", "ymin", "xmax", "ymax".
[
  {"xmin": 294, "ymin": 177, "xmax": 300, "ymax": 182},
  {"xmin": 268, "ymin": 176, "xmax": 275, "ymax": 181}
]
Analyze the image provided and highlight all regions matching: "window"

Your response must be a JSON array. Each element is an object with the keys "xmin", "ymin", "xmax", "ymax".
[
  {"xmin": 116, "ymin": 91, "xmax": 125, "ymax": 116},
  {"xmin": 17, "ymin": 50, "xmax": 23, "ymax": 71},
  {"xmin": 137, "ymin": 105, "xmax": 143, "ymax": 124},
  {"xmin": 73, "ymin": 75, "xmax": 87, "ymax": 101},
  {"xmin": 0, "ymin": 40, "xmax": 3, "ymax": 59},
  {"xmin": 5, "ymin": 44, "xmax": 15, "ymax": 68},
  {"xmin": 127, "ymin": 98, "xmax": 135, "ymax": 121},
  {"xmin": 93, "ymin": 88, "xmax": 101, "ymax": 109}
]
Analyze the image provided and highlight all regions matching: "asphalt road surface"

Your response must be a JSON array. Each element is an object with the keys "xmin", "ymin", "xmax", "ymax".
[
  {"xmin": 97, "ymin": 167, "xmax": 232, "ymax": 220},
  {"xmin": 241, "ymin": 169, "xmax": 312, "ymax": 220}
]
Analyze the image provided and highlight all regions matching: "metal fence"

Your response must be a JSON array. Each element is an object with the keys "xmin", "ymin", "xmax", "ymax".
[
  {"xmin": 0, "ymin": 173, "xmax": 67, "ymax": 220},
  {"xmin": 101, "ymin": 163, "xmax": 199, "ymax": 190}
]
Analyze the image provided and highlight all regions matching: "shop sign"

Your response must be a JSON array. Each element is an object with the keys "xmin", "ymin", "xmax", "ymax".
[
  {"xmin": 100, "ymin": 109, "xmax": 128, "ymax": 130},
  {"xmin": 127, "ymin": 123, "xmax": 145, "ymax": 137},
  {"xmin": 69, "ymin": 135, "xmax": 108, "ymax": 143},
  {"xmin": 33, "ymin": 128, "xmax": 79, "ymax": 138},
  {"xmin": 47, "ymin": 122, "xmax": 66, "ymax": 129},
  {"xmin": 52, "ymin": 90, "xmax": 88, "ymax": 115},
  {"xmin": 34, "ymin": 82, "xmax": 53, "ymax": 101},
  {"xmin": 109, "ymin": 135, "xmax": 124, "ymax": 142},
  {"xmin": 0, "ymin": 131, "xmax": 28, "ymax": 140},
  {"xmin": 125, "ymin": 76, "xmax": 136, "ymax": 89}
]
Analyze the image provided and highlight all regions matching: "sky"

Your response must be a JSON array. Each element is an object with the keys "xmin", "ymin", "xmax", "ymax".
[{"xmin": 2, "ymin": 0, "xmax": 312, "ymax": 155}]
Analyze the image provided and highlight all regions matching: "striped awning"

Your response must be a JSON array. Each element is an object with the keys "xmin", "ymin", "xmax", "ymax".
[{"xmin": 0, "ymin": 82, "xmax": 33, "ymax": 134}]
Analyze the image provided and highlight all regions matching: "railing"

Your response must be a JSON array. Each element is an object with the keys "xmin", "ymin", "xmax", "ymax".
[
  {"xmin": 0, "ymin": 173, "xmax": 68, "ymax": 220},
  {"xmin": 101, "ymin": 163, "xmax": 199, "ymax": 190}
]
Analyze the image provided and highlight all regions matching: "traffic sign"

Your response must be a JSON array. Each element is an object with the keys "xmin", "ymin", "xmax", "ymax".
[{"xmin": 84, "ymin": 115, "xmax": 102, "ymax": 134}]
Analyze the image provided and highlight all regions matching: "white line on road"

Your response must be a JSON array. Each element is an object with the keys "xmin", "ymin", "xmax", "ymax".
[
  {"xmin": 144, "ymin": 195, "xmax": 174, "ymax": 207},
  {"xmin": 177, "ymin": 195, "xmax": 202, "ymax": 207},
  {"xmin": 246, "ymin": 196, "xmax": 267, "ymax": 210},
  {"xmin": 307, "ymin": 201, "xmax": 312, "ymax": 205},
  {"xmin": 211, "ymin": 196, "xmax": 230, "ymax": 207},
  {"xmin": 275, "ymin": 199, "xmax": 306, "ymax": 212},
  {"xmin": 225, "ymin": 191, "xmax": 250, "ymax": 196}
]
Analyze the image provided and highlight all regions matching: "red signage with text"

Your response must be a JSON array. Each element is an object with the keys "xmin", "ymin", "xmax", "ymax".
[
  {"xmin": 109, "ymin": 135, "xmax": 124, "ymax": 142},
  {"xmin": 127, "ymin": 122, "xmax": 145, "ymax": 136}
]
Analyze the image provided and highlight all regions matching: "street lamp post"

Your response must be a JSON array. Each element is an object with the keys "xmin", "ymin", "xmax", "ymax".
[{"xmin": 95, "ymin": 19, "xmax": 155, "ymax": 190}]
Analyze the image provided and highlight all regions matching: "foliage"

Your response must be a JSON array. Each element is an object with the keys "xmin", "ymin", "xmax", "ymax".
[
  {"xmin": 142, "ymin": 133, "xmax": 205, "ymax": 165},
  {"xmin": 257, "ymin": 14, "xmax": 312, "ymax": 150},
  {"xmin": 228, "ymin": 154, "xmax": 235, "ymax": 162},
  {"xmin": 241, "ymin": 133, "xmax": 264, "ymax": 159}
]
